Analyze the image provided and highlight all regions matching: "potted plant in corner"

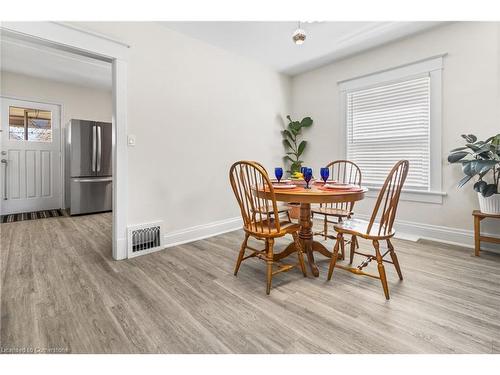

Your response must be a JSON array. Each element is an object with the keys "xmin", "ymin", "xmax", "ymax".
[
  {"xmin": 282, "ymin": 115, "xmax": 313, "ymax": 219},
  {"xmin": 448, "ymin": 133, "xmax": 500, "ymax": 214},
  {"xmin": 282, "ymin": 115, "xmax": 313, "ymax": 175}
]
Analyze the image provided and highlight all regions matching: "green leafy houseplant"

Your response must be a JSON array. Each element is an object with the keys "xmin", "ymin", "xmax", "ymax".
[
  {"xmin": 447, "ymin": 133, "xmax": 500, "ymax": 197},
  {"xmin": 282, "ymin": 115, "xmax": 313, "ymax": 174}
]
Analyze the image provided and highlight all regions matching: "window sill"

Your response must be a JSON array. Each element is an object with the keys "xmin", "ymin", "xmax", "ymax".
[{"xmin": 364, "ymin": 187, "xmax": 447, "ymax": 204}]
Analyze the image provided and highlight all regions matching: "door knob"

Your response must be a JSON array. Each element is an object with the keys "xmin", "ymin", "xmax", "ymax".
[{"xmin": 1, "ymin": 159, "xmax": 7, "ymax": 164}]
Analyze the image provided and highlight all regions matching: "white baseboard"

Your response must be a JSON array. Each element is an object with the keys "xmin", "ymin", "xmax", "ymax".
[
  {"xmin": 128, "ymin": 213, "xmax": 499, "ymax": 258},
  {"xmin": 355, "ymin": 214, "xmax": 500, "ymax": 253},
  {"xmin": 163, "ymin": 216, "xmax": 243, "ymax": 248}
]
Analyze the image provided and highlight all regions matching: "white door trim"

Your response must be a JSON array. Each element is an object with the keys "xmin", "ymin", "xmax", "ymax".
[{"xmin": 0, "ymin": 21, "xmax": 129, "ymax": 260}]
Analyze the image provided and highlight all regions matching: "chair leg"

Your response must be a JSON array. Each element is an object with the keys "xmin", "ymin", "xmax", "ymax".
[
  {"xmin": 387, "ymin": 239, "xmax": 403, "ymax": 280},
  {"xmin": 337, "ymin": 217, "xmax": 345, "ymax": 260},
  {"xmin": 292, "ymin": 232, "xmax": 307, "ymax": 277},
  {"xmin": 340, "ymin": 236, "xmax": 345, "ymax": 260},
  {"xmin": 287, "ymin": 210, "xmax": 291, "ymax": 222},
  {"xmin": 266, "ymin": 238, "xmax": 275, "ymax": 295},
  {"xmin": 234, "ymin": 233, "xmax": 250, "ymax": 276},
  {"xmin": 355, "ymin": 236, "xmax": 360, "ymax": 249},
  {"xmin": 373, "ymin": 239, "xmax": 389, "ymax": 300},
  {"xmin": 327, "ymin": 233, "xmax": 343, "ymax": 281},
  {"xmin": 349, "ymin": 235, "xmax": 356, "ymax": 264},
  {"xmin": 323, "ymin": 216, "xmax": 328, "ymax": 240}
]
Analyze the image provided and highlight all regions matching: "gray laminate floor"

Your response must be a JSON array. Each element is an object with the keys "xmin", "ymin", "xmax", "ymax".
[{"xmin": 1, "ymin": 213, "xmax": 500, "ymax": 353}]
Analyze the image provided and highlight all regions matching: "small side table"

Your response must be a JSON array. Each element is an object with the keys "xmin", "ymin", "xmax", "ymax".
[{"xmin": 473, "ymin": 210, "xmax": 500, "ymax": 256}]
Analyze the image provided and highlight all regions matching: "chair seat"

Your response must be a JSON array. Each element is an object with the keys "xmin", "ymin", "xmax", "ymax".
[
  {"xmin": 246, "ymin": 219, "xmax": 300, "ymax": 237},
  {"xmin": 334, "ymin": 218, "xmax": 395, "ymax": 239},
  {"xmin": 311, "ymin": 206, "xmax": 351, "ymax": 217},
  {"xmin": 277, "ymin": 220, "xmax": 300, "ymax": 233},
  {"xmin": 253, "ymin": 204, "xmax": 290, "ymax": 215}
]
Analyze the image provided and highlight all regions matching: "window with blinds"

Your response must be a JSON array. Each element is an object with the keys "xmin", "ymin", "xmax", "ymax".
[{"xmin": 346, "ymin": 76, "xmax": 431, "ymax": 191}]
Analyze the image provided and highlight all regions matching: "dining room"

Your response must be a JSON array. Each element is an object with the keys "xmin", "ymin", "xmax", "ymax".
[{"xmin": 1, "ymin": 3, "xmax": 500, "ymax": 372}]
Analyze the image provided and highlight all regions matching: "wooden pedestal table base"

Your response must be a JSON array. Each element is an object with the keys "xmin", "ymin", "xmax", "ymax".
[{"xmin": 276, "ymin": 203, "xmax": 333, "ymax": 277}]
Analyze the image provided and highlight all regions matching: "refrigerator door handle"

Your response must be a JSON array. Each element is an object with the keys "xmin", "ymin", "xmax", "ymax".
[
  {"xmin": 73, "ymin": 177, "xmax": 113, "ymax": 183},
  {"xmin": 97, "ymin": 125, "xmax": 102, "ymax": 172},
  {"xmin": 92, "ymin": 125, "xmax": 96, "ymax": 172}
]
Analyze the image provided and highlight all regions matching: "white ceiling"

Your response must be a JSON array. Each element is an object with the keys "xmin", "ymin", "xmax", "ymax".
[
  {"xmin": 0, "ymin": 22, "xmax": 445, "ymax": 88},
  {"xmin": 161, "ymin": 21, "xmax": 445, "ymax": 75},
  {"xmin": 1, "ymin": 36, "xmax": 112, "ymax": 90}
]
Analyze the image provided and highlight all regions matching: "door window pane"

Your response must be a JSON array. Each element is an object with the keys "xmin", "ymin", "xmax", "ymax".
[{"xmin": 9, "ymin": 106, "xmax": 52, "ymax": 142}]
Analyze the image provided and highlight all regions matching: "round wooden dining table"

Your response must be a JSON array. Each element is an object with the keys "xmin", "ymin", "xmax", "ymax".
[{"xmin": 258, "ymin": 183, "xmax": 367, "ymax": 277}]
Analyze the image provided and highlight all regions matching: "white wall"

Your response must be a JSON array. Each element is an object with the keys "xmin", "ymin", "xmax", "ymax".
[
  {"xmin": 291, "ymin": 22, "xmax": 500, "ymax": 248},
  {"xmin": 0, "ymin": 71, "xmax": 112, "ymax": 125},
  {"xmin": 33, "ymin": 21, "xmax": 496, "ymax": 253},
  {"xmin": 71, "ymin": 22, "xmax": 291, "ymax": 241}
]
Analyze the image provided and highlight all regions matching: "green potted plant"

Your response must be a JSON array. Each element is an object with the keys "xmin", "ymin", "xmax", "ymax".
[
  {"xmin": 282, "ymin": 115, "xmax": 313, "ymax": 175},
  {"xmin": 448, "ymin": 133, "xmax": 500, "ymax": 214},
  {"xmin": 282, "ymin": 115, "xmax": 313, "ymax": 219}
]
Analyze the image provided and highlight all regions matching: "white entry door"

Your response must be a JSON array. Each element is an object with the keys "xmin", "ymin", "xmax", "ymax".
[{"xmin": 0, "ymin": 97, "xmax": 62, "ymax": 215}]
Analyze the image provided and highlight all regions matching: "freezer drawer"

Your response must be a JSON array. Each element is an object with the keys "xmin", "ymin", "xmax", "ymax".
[{"xmin": 69, "ymin": 177, "xmax": 112, "ymax": 215}]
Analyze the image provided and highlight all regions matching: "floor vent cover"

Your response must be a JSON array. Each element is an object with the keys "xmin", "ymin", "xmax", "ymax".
[{"xmin": 127, "ymin": 222, "xmax": 164, "ymax": 258}]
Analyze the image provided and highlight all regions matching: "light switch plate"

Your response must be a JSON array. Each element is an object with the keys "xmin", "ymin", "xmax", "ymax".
[{"xmin": 127, "ymin": 134, "xmax": 136, "ymax": 146}]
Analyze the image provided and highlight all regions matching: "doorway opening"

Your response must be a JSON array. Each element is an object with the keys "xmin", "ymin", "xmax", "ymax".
[{"xmin": 0, "ymin": 23, "xmax": 127, "ymax": 259}]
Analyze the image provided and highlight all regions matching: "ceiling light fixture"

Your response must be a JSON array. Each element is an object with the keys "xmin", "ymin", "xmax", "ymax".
[{"xmin": 292, "ymin": 22, "xmax": 306, "ymax": 45}]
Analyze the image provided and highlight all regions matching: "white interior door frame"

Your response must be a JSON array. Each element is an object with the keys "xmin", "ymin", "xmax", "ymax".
[{"xmin": 0, "ymin": 21, "xmax": 130, "ymax": 260}]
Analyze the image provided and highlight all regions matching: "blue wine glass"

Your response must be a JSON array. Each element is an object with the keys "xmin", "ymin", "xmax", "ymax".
[
  {"xmin": 274, "ymin": 167, "xmax": 283, "ymax": 183},
  {"xmin": 300, "ymin": 166, "xmax": 307, "ymax": 175},
  {"xmin": 320, "ymin": 167, "xmax": 329, "ymax": 184},
  {"xmin": 304, "ymin": 168, "xmax": 313, "ymax": 189}
]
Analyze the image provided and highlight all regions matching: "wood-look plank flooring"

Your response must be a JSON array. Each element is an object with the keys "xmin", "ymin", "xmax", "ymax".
[{"xmin": 1, "ymin": 213, "xmax": 500, "ymax": 353}]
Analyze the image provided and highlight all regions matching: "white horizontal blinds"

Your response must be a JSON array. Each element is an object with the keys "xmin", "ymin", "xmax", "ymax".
[{"xmin": 346, "ymin": 76, "xmax": 431, "ymax": 190}]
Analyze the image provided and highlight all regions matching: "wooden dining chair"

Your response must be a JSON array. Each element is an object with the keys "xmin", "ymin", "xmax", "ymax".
[
  {"xmin": 229, "ymin": 161, "xmax": 307, "ymax": 295},
  {"xmin": 312, "ymin": 160, "xmax": 362, "ymax": 258},
  {"xmin": 252, "ymin": 161, "xmax": 291, "ymax": 222},
  {"xmin": 326, "ymin": 160, "xmax": 409, "ymax": 300}
]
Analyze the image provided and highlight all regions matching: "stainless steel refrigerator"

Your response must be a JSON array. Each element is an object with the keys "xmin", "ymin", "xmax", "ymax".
[{"xmin": 65, "ymin": 119, "xmax": 112, "ymax": 215}]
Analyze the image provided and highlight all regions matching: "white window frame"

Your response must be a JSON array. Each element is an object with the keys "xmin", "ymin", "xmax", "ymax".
[{"xmin": 338, "ymin": 55, "xmax": 447, "ymax": 204}]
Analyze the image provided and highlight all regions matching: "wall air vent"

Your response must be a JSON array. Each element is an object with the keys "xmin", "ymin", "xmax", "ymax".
[{"xmin": 127, "ymin": 221, "xmax": 164, "ymax": 258}]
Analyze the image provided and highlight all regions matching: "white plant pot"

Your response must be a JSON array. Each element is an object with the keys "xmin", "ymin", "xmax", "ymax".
[{"xmin": 478, "ymin": 193, "xmax": 500, "ymax": 215}]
